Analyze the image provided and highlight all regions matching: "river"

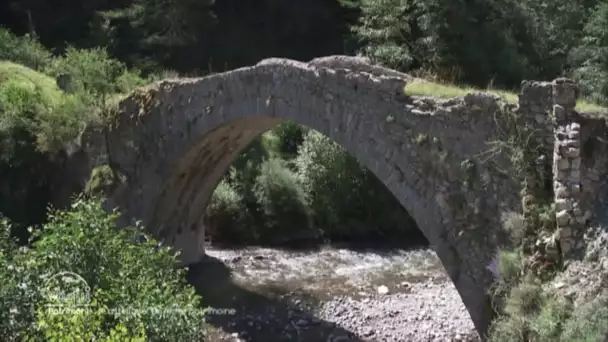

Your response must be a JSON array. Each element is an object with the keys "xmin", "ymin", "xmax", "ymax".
[{"xmin": 187, "ymin": 244, "xmax": 481, "ymax": 341}]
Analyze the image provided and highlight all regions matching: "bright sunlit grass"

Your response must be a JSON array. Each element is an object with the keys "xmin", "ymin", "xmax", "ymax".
[
  {"xmin": 404, "ymin": 78, "xmax": 608, "ymax": 115},
  {"xmin": 0, "ymin": 60, "xmax": 64, "ymax": 107}
]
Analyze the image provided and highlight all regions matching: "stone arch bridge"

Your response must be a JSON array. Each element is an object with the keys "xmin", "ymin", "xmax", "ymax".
[{"xmin": 81, "ymin": 56, "xmax": 608, "ymax": 338}]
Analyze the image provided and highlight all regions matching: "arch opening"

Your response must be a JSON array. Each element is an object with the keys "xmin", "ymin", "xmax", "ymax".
[
  {"xmin": 161, "ymin": 118, "xmax": 429, "ymax": 249},
  {"xmin": 150, "ymin": 115, "xmax": 436, "ymax": 262}
]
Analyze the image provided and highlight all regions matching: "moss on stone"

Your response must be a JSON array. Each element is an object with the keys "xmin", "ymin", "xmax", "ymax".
[{"xmin": 85, "ymin": 165, "xmax": 118, "ymax": 196}]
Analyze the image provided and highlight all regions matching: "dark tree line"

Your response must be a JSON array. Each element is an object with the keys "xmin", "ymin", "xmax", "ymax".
[{"xmin": 1, "ymin": 0, "xmax": 606, "ymax": 102}]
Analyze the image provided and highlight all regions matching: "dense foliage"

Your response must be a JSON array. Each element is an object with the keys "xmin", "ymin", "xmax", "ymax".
[
  {"xmin": 0, "ymin": 199, "xmax": 206, "ymax": 341},
  {"xmin": 2, "ymin": 0, "xmax": 606, "ymax": 102},
  {"xmin": 205, "ymin": 126, "xmax": 422, "ymax": 245}
]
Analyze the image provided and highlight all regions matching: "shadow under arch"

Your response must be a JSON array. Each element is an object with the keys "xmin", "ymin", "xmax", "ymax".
[
  {"xmin": 186, "ymin": 254, "xmax": 368, "ymax": 341},
  {"xmin": 91, "ymin": 57, "xmax": 526, "ymax": 339}
]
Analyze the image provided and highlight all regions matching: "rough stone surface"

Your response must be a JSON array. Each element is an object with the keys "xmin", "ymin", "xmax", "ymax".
[
  {"xmin": 552, "ymin": 79, "xmax": 608, "ymax": 259},
  {"xmin": 546, "ymin": 173, "xmax": 608, "ymax": 312},
  {"xmin": 552, "ymin": 80, "xmax": 583, "ymax": 258},
  {"xmin": 79, "ymin": 56, "xmax": 608, "ymax": 338}
]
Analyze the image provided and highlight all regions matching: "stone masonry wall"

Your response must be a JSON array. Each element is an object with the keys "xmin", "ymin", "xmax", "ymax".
[
  {"xmin": 518, "ymin": 81, "xmax": 554, "ymax": 255},
  {"xmin": 79, "ymin": 56, "xmax": 608, "ymax": 338},
  {"xmin": 552, "ymin": 79, "xmax": 586, "ymax": 258},
  {"xmin": 518, "ymin": 77, "xmax": 608, "ymax": 262}
]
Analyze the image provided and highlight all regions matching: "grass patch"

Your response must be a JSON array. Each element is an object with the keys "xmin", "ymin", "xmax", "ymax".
[
  {"xmin": 404, "ymin": 79, "xmax": 608, "ymax": 115},
  {"xmin": 0, "ymin": 60, "xmax": 90, "ymax": 155},
  {"xmin": 0, "ymin": 60, "xmax": 63, "ymax": 107}
]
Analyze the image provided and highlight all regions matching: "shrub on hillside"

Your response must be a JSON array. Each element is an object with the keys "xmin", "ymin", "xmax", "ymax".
[
  {"xmin": 488, "ymin": 237, "xmax": 608, "ymax": 341},
  {"xmin": 0, "ymin": 62, "xmax": 88, "ymax": 158},
  {"xmin": 0, "ymin": 32, "xmax": 148, "ymax": 235},
  {"xmin": 560, "ymin": 297, "xmax": 608, "ymax": 341},
  {"xmin": 44, "ymin": 46, "xmax": 146, "ymax": 103},
  {"xmin": 488, "ymin": 272, "xmax": 608, "ymax": 342},
  {"xmin": 0, "ymin": 29, "xmax": 52, "ymax": 71},
  {"xmin": 0, "ymin": 198, "xmax": 206, "ymax": 341},
  {"xmin": 0, "ymin": 61, "xmax": 90, "ymax": 232}
]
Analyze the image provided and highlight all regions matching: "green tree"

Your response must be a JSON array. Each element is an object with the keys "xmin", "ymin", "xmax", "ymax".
[
  {"xmin": 94, "ymin": 0, "xmax": 216, "ymax": 72},
  {"xmin": 351, "ymin": 0, "xmax": 564, "ymax": 88},
  {"xmin": 569, "ymin": 1, "xmax": 608, "ymax": 105},
  {"xmin": 295, "ymin": 130, "xmax": 419, "ymax": 240}
]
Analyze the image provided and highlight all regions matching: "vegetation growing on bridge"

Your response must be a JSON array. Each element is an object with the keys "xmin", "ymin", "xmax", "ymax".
[{"xmin": 404, "ymin": 79, "xmax": 608, "ymax": 115}]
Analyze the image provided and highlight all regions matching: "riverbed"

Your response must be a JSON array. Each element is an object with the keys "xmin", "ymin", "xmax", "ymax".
[{"xmin": 187, "ymin": 244, "xmax": 480, "ymax": 341}]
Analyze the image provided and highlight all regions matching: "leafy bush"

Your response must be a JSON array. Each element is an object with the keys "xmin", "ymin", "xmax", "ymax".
[
  {"xmin": 569, "ymin": 2, "xmax": 608, "ymax": 106},
  {"xmin": 560, "ymin": 298, "xmax": 608, "ymax": 341},
  {"xmin": 0, "ymin": 62, "xmax": 88, "ymax": 156},
  {"xmin": 0, "ymin": 29, "xmax": 53, "ymax": 71},
  {"xmin": 85, "ymin": 165, "xmax": 119, "ymax": 196},
  {"xmin": 253, "ymin": 158, "xmax": 311, "ymax": 241},
  {"xmin": 488, "ymin": 274, "xmax": 608, "ymax": 342},
  {"xmin": 0, "ymin": 198, "xmax": 207, "ymax": 341},
  {"xmin": 44, "ymin": 46, "xmax": 146, "ymax": 103},
  {"xmin": 0, "ymin": 217, "xmax": 39, "ymax": 340},
  {"xmin": 0, "ymin": 32, "xmax": 149, "ymax": 236},
  {"xmin": 205, "ymin": 179, "xmax": 255, "ymax": 243},
  {"xmin": 269, "ymin": 121, "xmax": 307, "ymax": 159},
  {"xmin": 488, "ymin": 241, "xmax": 608, "ymax": 342},
  {"xmin": 295, "ymin": 130, "xmax": 419, "ymax": 240},
  {"xmin": 0, "ymin": 61, "xmax": 91, "ymax": 234}
]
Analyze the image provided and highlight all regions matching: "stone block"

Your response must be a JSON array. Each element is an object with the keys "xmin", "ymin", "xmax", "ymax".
[
  {"xmin": 569, "ymin": 122, "xmax": 581, "ymax": 132},
  {"xmin": 564, "ymin": 147, "xmax": 580, "ymax": 158},
  {"xmin": 552, "ymin": 78, "xmax": 579, "ymax": 107},
  {"xmin": 555, "ymin": 198, "xmax": 571, "ymax": 212},
  {"xmin": 554, "ymin": 185, "xmax": 570, "ymax": 199},
  {"xmin": 553, "ymin": 104, "xmax": 566, "ymax": 121},
  {"xmin": 563, "ymin": 139, "xmax": 580, "ymax": 148},
  {"xmin": 556, "ymin": 210, "xmax": 572, "ymax": 225},
  {"xmin": 556, "ymin": 157, "xmax": 570, "ymax": 171},
  {"xmin": 569, "ymin": 170, "xmax": 580, "ymax": 181},
  {"xmin": 568, "ymin": 129, "xmax": 580, "ymax": 139}
]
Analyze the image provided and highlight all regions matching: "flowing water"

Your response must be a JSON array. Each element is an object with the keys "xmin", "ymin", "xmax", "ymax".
[{"xmin": 188, "ymin": 244, "xmax": 480, "ymax": 342}]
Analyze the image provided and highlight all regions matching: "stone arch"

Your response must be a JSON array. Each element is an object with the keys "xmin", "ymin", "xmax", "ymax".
[{"xmin": 88, "ymin": 57, "xmax": 526, "ymax": 338}]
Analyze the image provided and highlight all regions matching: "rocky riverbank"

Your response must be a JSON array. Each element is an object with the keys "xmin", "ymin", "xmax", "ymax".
[{"xmin": 187, "ymin": 245, "xmax": 480, "ymax": 341}]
